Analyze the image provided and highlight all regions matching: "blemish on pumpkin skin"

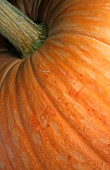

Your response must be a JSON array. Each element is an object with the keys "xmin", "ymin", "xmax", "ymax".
[
  {"xmin": 83, "ymin": 127, "xmax": 87, "ymax": 132},
  {"xmin": 68, "ymin": 89, "xmax": 75, "ymax": 96},
  {"xmin": 74, "ymin": 87, "xmax": 84, "ymax": 97},
  {"xmin": 29, "ymin": 116, "xmax": 41, "ymax": 132},
  {"xmin": 87, "ymin": 106, "xmax": 95, "ymax": 113},
  {"xmin": 102, "ymin": 161, "xmax": 105, "ymax": 167},
  {"xmin": 65, "ymin": 102, "xmax": 69, "ymax": 106},
  {"xmin": 39, "ymin": 106, "xmax": 56, "ymax": 128},
  {"xmin": 57, "ymin": 96, "xmax": 63, "ymax": 104},
  {"xmin": 67, "ymin": 155, "xmax": 72, "ymax": 160}
]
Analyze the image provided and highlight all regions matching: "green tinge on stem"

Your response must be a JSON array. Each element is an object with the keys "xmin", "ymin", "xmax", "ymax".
[{"xmin": 0, "ymin": 0, "xmax": 48, "ymax": 58}]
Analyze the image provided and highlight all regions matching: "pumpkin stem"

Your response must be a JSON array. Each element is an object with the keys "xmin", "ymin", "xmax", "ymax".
[{"xmin": 0, "ymin": 0, "xmax": 48, "ymax": 58}]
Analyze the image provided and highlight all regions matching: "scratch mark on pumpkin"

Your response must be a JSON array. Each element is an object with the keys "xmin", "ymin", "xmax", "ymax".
[
  {"xmin": 102, "ymin": 161, "xmax": 105, "ymax": 167},
  {"xmin": 74, "ymin": 87, "xmax": 84, "ymax": 97},
  {"xmin": 57, "ymin": 96, "xmax": 63, "ymax": 104}
]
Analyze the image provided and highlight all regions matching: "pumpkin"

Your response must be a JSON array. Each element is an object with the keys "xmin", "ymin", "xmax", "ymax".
[{"xmin": 0, "ymin": 0, "xmax": 110, "ymax": 169}]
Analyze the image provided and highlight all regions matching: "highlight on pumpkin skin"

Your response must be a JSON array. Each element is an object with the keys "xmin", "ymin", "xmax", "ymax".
[{"xmin": 0, "ymin": 0, "xmax": 48, "ymax": 59}]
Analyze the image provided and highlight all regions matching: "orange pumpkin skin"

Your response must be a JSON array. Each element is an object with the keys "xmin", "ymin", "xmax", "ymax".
[{"xmin": 1, "ymin": 0, "xmax": 110, "ymax": 169}]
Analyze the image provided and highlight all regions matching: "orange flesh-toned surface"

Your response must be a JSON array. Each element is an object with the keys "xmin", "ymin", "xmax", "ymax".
[{"xmin": 1, "ymin": 0, "xmax": 110, "ymax": 169}]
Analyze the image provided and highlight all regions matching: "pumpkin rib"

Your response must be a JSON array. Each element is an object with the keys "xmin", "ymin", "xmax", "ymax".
[
  {"xmin": 27, "ymin": 56, "xmax": 75, "ymax": 169},
  {"xmin": 29, "ymin": 53, "xmax": 110, "ymax": 166},
  {"xmin": 1, "ymin": 54, "xmax": 106, "ymax": 167},
  {"xmin": 1, "ymin": 60, "xmax": 44, "ymax": 170},
  {"xmin": 15, "ymin": 58, "xmax": 87, "ymax": 169},
  {"xmin": 15, "ymin": 59, "xmax": 53, "ymax": 169},
  {"xmin": 15, "ymin": 60, "xmax": 43, "ymax": 167},
  {"xmin": 49, "ymin": 31, "xmax": 110, "ymax": 48},
  {"xmin": 0, "ymin": 98, "xmax": 23, "ymax": 170},
  {"xmin": 47, "ymin": 0, "xmax": 110, "ymax": 49},
  {"xmin": 0, "ymin": 138, "xmax": 16, "ymax": 170},
  {"xmin": 49, "ymin": 21, "xmax": 110, "ymax": 47},
  {"xmin": 19, "ymin": 55, "xmax": 108, "ymax": 169},
  {"xmin": 41, "ymin": 38, "xmax": 110, "ymax": 123},
  {"xmin": 38, "ymin": 46, "xmax": 109, "ymax": 162},
  {"xmin": 45, "ymin": 34, "xmax": 110, "ymax": 113},
  {"xmin": 38, "ymin": 0, "xmax": 52, "ymax": 23},
  {"xmin": 0, "ymin": 59, "xmax": 22, "ymax": 89},
  {"xmin": 43, "ymin": 0, "xmax": 64, "ymax": 26},
  {"xmin": 1, "ymin": 62, "xmax": 29, "ymax": 170},
  {"xmin": 29, "ymin": 40, "xmax": 110, "ymax": 163},
  {"xmin": 31, "ymin": 54, "xmax": 105, "ymax": 167},
  {"xmin": 0, "ymin": 142, "xmax": 13, "ymax": 170},
  {"xmin": 0, "ymin": 140, "xmax": 13, "ymax": 170},
  {"xmin": 23, "ymin": 0, "xmax": 41, "ymax": 21}
]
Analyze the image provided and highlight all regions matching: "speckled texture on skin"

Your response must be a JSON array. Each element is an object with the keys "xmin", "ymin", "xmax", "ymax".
[{"xmin": 1, "ymin": 0, "xmax": 110, "ymax": 169}]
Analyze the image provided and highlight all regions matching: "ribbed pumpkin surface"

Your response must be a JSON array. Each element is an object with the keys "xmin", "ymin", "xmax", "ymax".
[{"xmin": 0, "ymin": 0, "xmax": 110, "ymax": 169}]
